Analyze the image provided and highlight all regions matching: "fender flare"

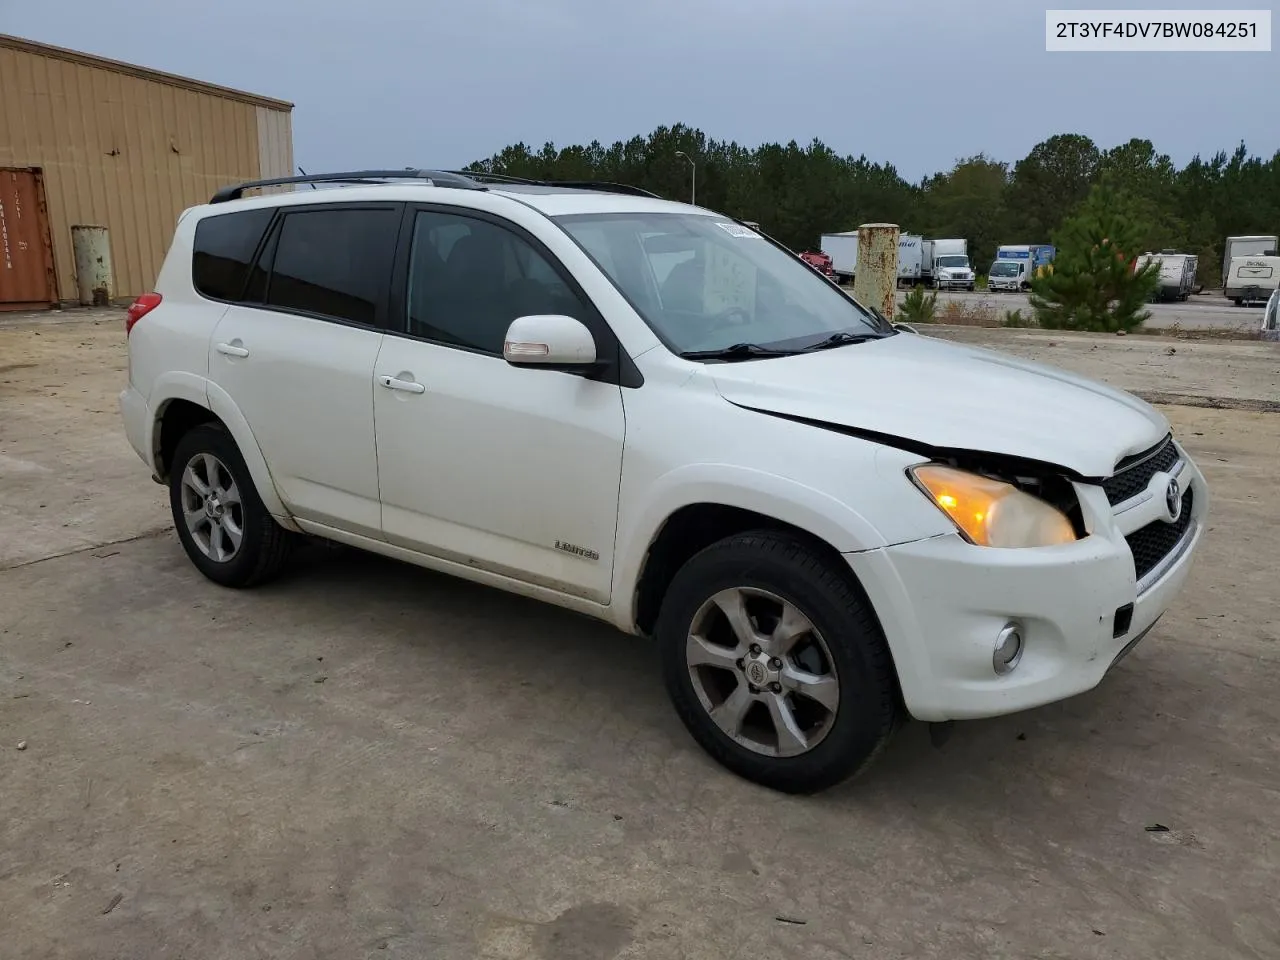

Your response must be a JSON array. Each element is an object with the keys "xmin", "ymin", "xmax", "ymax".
[
  {"xmin": 610, "ymin": 463, "xmax": 888, "ymax": 632},
  {"xmin": 204, "ymin": 381, "xmax": 298, "ymax": 528},
  {"xmin": 145, "ymin": 372, "xmax": 208, "ymax": 469},
  {"xmin": 149, "ymin": 375, "xmax": 298, "ymax": 530}
]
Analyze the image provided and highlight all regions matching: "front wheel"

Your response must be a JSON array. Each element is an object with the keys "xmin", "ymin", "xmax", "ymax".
[
  {"xmin": 657, "ymin": 531, "xmax": 901, "ymax": 793},
  {"xmin": 169, "ymin": 424, "xmax": 294, "ymax": 588}
]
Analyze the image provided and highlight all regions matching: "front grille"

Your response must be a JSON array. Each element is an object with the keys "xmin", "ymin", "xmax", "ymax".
[
  {"xmin": 1125, "ymin": 487, "xmax": 1194, "ymax": 582},
  {"xmin": 1103, "ymin": 435, "xmax": 1179, "ymax": 506}
]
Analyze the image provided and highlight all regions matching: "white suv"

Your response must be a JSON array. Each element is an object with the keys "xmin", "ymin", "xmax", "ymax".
[{"xmin": 120, "ymin": 169, "xmax": 1207, "ymax": 793}]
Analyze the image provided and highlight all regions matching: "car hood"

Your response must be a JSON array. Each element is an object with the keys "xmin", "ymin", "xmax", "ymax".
[{"xmin": 708, "ymin": 333, "xmax": 1169, "ymax": 478}]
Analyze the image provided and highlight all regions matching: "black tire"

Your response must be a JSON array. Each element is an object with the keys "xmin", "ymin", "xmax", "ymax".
[
  {"xmin": 657, "ymin": 530, "xmax": 901, "ymax": 794},
  {"xmin": 169, "ymin": 423, "xmax": 294, "ymax": 588}
]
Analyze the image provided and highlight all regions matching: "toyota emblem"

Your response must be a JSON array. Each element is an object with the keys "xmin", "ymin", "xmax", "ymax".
[{"xmin": 1165, "ymin": 478, "xmax": 1182, "ymax": 522}]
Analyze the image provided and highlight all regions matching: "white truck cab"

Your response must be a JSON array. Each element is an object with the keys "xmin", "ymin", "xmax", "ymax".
[
  {"xmin": 990, "ymin": 244, "xmax": 1055, "ymax": 292},
  {"xmin": 119, "ymin": 169, "xmax": 1208, "ymax": 794},
  {"xmin": 933, "ymin": 255, "xmax": 975, "ymax": 290},
  {"xmin": 930, "ymin": 239, "xmax": 974, "ymax": 290},
  {"xmin": 987, "ymin": 259, "xmax": 1026, "ymax": 292}
]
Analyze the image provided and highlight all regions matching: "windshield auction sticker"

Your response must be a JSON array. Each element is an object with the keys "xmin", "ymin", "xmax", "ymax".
[{"xmin": 715, "ymin": 222, "xmax": 763, "ymax": 239}]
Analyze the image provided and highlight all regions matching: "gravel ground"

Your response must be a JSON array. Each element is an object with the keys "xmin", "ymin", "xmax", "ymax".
[{"xmin": 1, "ymin": 311, "xmax": 1277, "ymax": 959}]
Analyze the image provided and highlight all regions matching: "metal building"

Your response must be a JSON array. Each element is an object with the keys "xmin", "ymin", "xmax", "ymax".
[{"xmin": 0, "ymin": 34, "xmax": 293, "ymax": 311}]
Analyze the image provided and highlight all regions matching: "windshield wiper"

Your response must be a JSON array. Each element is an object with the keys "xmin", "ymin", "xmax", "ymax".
[
  {"xmin": 679, "ymin": 342, "xmax": 799, "ymax": 361},
  {"xmin": 801, "ymin": 331, "xmax": 884, "ymax": 352}
]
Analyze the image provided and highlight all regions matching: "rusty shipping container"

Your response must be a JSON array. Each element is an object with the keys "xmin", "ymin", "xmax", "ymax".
[
  {"xmin": 0, "ymin": 33, "xmax": 293, "ymax": 305},
  {"xmin": 0, "ymin": 168, "xmax": 58, "ymax": 311}
]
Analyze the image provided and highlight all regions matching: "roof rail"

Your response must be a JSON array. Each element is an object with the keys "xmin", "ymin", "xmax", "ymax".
[
  {"xmin": 209, "ymin": 169, "xmax": 487, "ymax": 204},
  {"xmin": 544, "ymin": 180, "xmax": 663, "ymax": 199},
  {"xmin": 439, "ymin": 171, "xmax": 663, "ymax": 200},
  {"xmin": 442, "ymin": 170, "xmax": 542, "ymax": 186}
]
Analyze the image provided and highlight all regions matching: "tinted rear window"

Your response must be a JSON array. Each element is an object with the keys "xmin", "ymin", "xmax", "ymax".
[
  {"xmin": 192, "ymin": 209, "xmax": 274, "ymax": 301},
  {"xmin": 266, "ymin": 208, "xmax": 399, "ymax": 326}
]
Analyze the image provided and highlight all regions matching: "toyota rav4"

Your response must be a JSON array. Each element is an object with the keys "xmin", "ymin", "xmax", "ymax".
[{"xmin": 120, "ymin": 169, "xmax": 1207, "ymax": 793}]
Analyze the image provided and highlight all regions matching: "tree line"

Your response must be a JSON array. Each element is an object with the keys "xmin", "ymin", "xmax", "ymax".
[{"xmin": 467, "ymin": 124, "xmax": 1280, "ymax": 286}]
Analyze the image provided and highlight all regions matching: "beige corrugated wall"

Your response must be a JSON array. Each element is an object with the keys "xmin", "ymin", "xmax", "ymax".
[
  {"xmin": 256, "ymin": 106, "xmax": 294, "ymax": 181},
  {"xmin": 0, "ymin": 36, "xmax": 293, "ymax": 301}
]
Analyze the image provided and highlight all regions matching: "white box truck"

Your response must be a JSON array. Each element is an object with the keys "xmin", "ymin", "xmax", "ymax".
[
  {"xmin": 930, "ymin": 239, "xmax": 974, "ymax": 290},
  {"xmin": 1138, "ymin": 251, "xmax": 1198, "ymax": 302},
  {"xmin": 820, "ymin": 231, "xmax": 860, "ymax": 283},
  {"xmin": 988, "ymin": 244, "xmax": 1055, "ymax": 292},
  {"xmin": 897, "ymin": 234, "xmax": 924, "ymax": 285},
  {"xmin": 920, "ymin": 240, "xmax": 935, "ymax": 284},
  {"xmin": 1225, "ymin": 255, "xmax": 1280, "ymax": 305},
  {"xmin": 1222, "ymin": 236, "xmax": 1278, "ymax": 289}
]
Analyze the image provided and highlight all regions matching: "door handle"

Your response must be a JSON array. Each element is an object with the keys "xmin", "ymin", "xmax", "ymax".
[
  {"xmin": 216, "ymin": 342, "xmax": 249, "ymax": 358},
  {"xmin": 379, "ymin": 375, "xmax": 425, "ymax": 394}
]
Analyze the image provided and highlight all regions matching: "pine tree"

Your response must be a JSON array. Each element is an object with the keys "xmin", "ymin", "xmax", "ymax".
[{"xmin": 1029, "ymin": 184, "xmax": 1161, "ymax": 332}]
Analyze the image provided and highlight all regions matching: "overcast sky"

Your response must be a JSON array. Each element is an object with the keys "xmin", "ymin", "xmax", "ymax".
[{"xmin": 6, "ymin": 0, "xmax": 1276, "ymax": 182}]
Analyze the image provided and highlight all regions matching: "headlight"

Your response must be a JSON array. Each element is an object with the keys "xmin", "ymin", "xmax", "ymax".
[{"xmin": 910, "ymin": 464, "xmax": 1077, "ymax": 548}]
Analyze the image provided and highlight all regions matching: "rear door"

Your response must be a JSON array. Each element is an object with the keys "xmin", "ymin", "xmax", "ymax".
[{"xmin": 206, "ymin": 202, "xmax": 402, "ymax": 537}]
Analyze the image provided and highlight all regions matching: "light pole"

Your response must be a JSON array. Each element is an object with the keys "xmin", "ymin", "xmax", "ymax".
[{"xmin": 675, "ymin": 150, "xmax": 696, "ymax": 206}]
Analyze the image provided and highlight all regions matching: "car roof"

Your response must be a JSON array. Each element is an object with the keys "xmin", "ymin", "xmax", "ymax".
[
  {"xmin": 193, "ymin": 181, "xmax": 709, "ymax": 220},
  {"xmin": 492, "ymin": 185, "xmax": 702, "ymax": 217}
]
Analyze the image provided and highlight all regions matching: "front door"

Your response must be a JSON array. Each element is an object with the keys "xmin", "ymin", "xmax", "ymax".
[
  {"xmin": 373, "ymin": 207, "xmax": 626, "ymax": 603},
  {"xmin": 207, "ymin": 203, "xmax": 401, "ymax": 537}
]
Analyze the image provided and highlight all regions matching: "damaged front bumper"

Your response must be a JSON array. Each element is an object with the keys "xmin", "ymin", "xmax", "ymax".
[{"xmin": 845, "ymin": 455, "xmax": 1209, "ymax": 722}]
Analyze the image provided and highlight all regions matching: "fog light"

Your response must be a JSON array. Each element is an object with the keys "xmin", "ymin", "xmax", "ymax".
[{"xmin": 994, "ymin": 623, "xmax": 1023, "ymax": 675}]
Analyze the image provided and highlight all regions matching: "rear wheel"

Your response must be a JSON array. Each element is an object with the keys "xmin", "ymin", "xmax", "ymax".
[
  {"xmin": 169, "ymin": 424, "xmax": 294, "ymax": 588},
  {"xmin": 657, "ymin": 530, "xmax": 901, "ymax": 794}
]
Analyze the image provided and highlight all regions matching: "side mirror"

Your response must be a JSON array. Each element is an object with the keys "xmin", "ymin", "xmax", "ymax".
[
  {"xmin": 893, "ymin": 322, "xmax": 919, "ymax": 334},
  {"xmin": 503, "ymin": 315, "xmax": 597, "ymax": 367}
]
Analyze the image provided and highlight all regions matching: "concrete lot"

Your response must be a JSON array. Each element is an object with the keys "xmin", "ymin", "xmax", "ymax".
[
  {"xmin": 892, "ymin": 288, "xmax": 1265, "ymax": 334},
  {"xmin": 2, "ymin": 311, "xmax": 1278, "ymax": 959}
]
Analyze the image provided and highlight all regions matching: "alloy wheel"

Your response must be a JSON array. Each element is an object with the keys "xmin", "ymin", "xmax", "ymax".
[
  {"xmin": 685, "ymin": 587, "xmax": 840, "ymax": 758},
  {"xmin": 179, "ymin": 453, "xmax": 244, "ymax": 563}
]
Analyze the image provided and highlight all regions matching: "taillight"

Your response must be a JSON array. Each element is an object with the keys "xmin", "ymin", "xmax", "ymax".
[{"xmin": 126, "ymin": 293, "xmax": 162, "ymax": 335}]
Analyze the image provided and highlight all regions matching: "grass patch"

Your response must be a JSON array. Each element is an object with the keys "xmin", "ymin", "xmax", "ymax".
[
  {"xmin": 1001, "ymin": 308, "xmax": 1037, "ymax": 328},
  {"xmin": 937, "ymin": 298, "xmax": 1000, "ymax": 326},
  {"xmin": 899, "ymin": 286, "xmax": 938, "ymax": 323}
]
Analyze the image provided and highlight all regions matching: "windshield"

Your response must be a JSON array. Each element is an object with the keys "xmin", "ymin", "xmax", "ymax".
[
  {"xmin": 555, "ymin": 212, "xmax": 885, "ymax": 355},
  {"xmin": 936, "ymin": 255, "xmax": 970, "ymax": 269},
  {"xmin": 990, "ymin": 261, "xmax": 1020, "ymax": 277}
]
